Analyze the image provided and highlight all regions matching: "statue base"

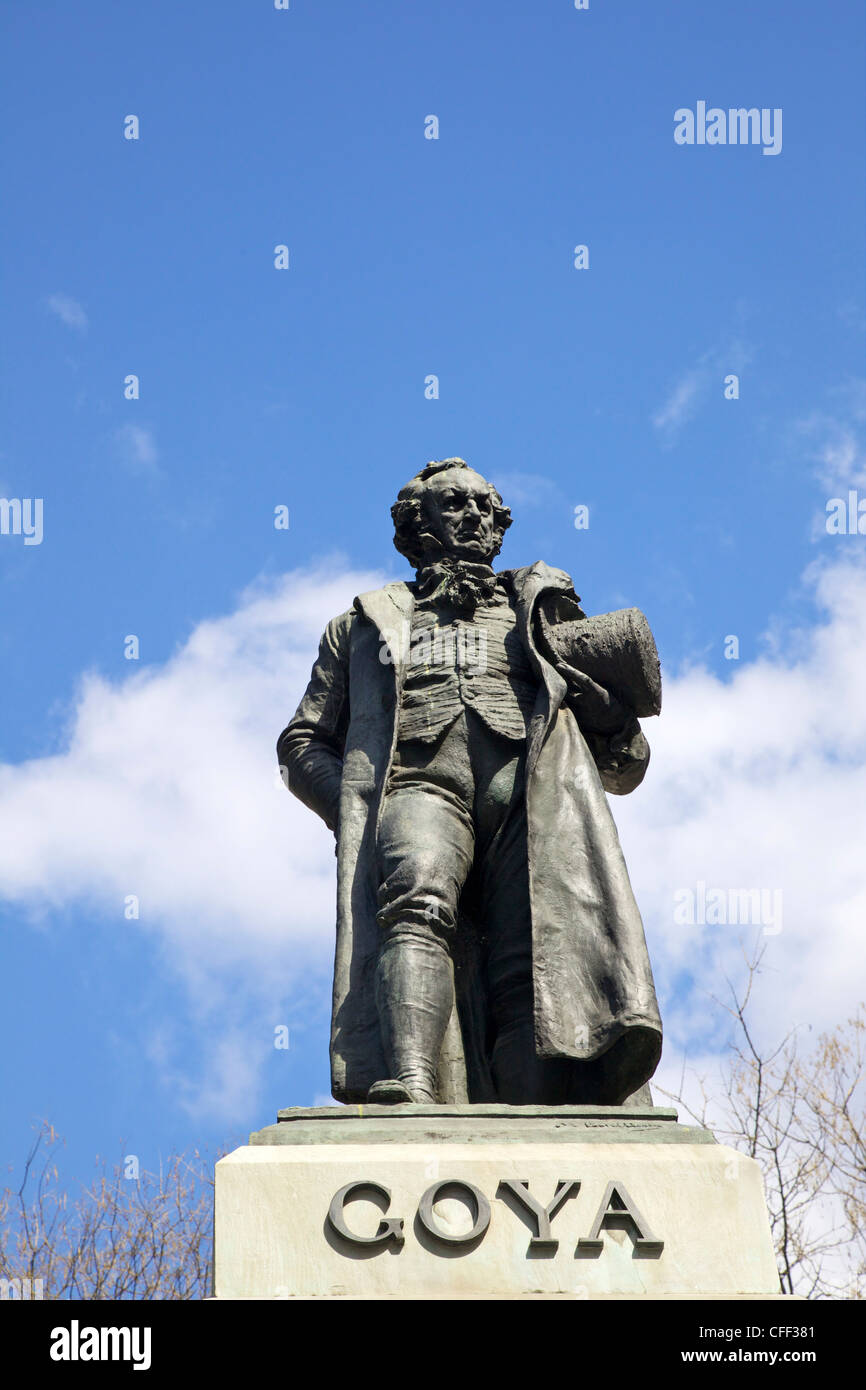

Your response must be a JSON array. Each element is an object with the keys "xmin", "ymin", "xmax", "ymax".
[{"xmin": 213, "ymin": 1105, "xmax": 782, "ymax": 1299}]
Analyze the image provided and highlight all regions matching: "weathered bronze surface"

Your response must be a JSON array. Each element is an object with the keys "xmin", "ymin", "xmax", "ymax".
[{"xmin": 277, "ymin": 459, "xmax": 663, "ymax": 1106}]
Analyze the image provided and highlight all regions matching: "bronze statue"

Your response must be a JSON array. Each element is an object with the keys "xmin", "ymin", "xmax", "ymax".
[{"xmin": 278, "ymin": 459, "xmax": 663, "ymax": 1106}]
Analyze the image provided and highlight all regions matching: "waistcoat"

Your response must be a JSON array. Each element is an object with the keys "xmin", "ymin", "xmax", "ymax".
[{"xmin": 398, "ymin": 583, "xmax": 539, "ymax": 743}]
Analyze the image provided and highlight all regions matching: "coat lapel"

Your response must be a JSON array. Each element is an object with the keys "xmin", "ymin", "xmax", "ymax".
[
  {"xmin": 354, "ymin": 581, "xmax": 415, "ymax": 683},
  {"xmin": 508, "ymin": 562, "xmax": 572, "ymax": 777}
]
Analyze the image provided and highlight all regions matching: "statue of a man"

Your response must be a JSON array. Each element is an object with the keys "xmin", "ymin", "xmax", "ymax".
[{"xmin": 278, "ymin": 459, "xmax": 662, "ymax": 1106}]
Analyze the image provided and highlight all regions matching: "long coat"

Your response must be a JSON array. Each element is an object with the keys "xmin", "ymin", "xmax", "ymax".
[{"xmin": 278, "ymin": 562, "xmax": 663, "ymax": 1105}]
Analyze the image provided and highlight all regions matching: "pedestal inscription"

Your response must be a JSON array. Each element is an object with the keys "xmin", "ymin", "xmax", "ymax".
[{"xmin": 213, "ymin": 1107, "xmax": 781, "ymax": 1300}]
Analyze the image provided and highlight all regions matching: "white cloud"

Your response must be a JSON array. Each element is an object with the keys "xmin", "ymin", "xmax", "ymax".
[
  {"xmin": 651, "ymin": 368, "xmax": 705, "ymax": 434},
  {"xmin": 615, "ymin": 551, "xmax": 866, "ymax": 1076},
  {"xmin": 795, "ymin": 388, "xmax": 866, "ymax": 540},
  {"xmin": 0, "ymin": 562, "xmax": 380, "ymax": 951},
  {"xmin": 489, "ymin": 471, "xmax": 560, "ymax": 509},
  {"xmin": 113, "ymin": 424, "xmax": 159, "ymax": 475},
  {"xmin": 148, "ymin": 1021, "xmax": 278, "ymax": 1126},
  {"xmin": 45, "ymin": 293, "xmax": 88, "ymax": 332},
  {"xmin": 651, "ymin": 338, "xmax": 754, "ymax": 439},
  {"xmin": 0, "ymin": 561, "xmax": 382, "ymax": 1115},
  {"xmin": 800, "ymin": 411, "xmax": 866, "ymax": 492},
  {"xmin": 2, "ymin": 546, "xmax": 865, "ymax": 1120}
]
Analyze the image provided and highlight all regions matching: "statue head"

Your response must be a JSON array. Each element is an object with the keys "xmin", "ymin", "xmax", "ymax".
[{"xmin": 391, "ymin": 458, "xmax": 512, "ymax": 568}]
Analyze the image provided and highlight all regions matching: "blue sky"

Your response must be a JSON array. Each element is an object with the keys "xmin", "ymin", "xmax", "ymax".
[{"xmin": 1, "ymin": 1, "xmax": 865, "ymax": 1189}]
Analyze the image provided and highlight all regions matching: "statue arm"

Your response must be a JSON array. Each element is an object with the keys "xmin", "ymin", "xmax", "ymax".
[
  {"xmin": 533, "ymin": 589, "xmax": 652, "ymax": 795},
  {"xmin": 277, "ymin": 610, "xmax": 353, "ymax": 832},
  {"xmin": 552, "ymin": 655, "xmax": 650, "ymax": 794}
]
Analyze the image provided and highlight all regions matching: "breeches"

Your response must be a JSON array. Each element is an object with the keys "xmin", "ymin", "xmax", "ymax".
[{"xmin": 376, "ymin": 709, "xmax": 532, "ymax": 1066}]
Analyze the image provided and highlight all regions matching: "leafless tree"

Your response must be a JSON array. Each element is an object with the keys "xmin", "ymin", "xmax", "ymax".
[
  {"xmin": 0, "ymin": 1123, "xmax": 225, "ymax": 1299},
  {"xmin": 659, "ymin": 943, "xmax": 865, "ymax": 1299}
]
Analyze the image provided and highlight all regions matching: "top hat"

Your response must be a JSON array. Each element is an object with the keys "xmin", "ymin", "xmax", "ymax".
[{"xmin": 538, "ymin": 606, "xmax": 662, "ymax": 719}]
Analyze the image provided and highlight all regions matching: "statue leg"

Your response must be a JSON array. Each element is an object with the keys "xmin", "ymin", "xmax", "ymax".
[
  {"xmin": 471, "ymin": 726, "xmax": 591, "ymax": 1104},
  {"xmin": 484, "ymin": 824, "xmax": 650, "ymax": 1104},
  {"xmin": 373, "ymin": 757, "xmax": 475, "ymax": 1104},
  {"xmin": 481, "ymin": 819, "xmax": 575, "ymax": 1103},
  {"xmin": 372, "ymin": 929, "xmax": 454, "ymax": 1103},
  {"xmin": 483, "ymin": 845, "xmax": 602, "ymax": 1102}
]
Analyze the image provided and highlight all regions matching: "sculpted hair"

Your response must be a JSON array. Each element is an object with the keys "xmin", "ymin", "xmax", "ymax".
[{"xmin": 391, "ymin": 458, "xmax": 512, "ymax": 567}]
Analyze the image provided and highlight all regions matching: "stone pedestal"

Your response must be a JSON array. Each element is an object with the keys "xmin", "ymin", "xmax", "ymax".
[{"xmin": 213, "ymin": 1105, "xmax": 782, "ymax": 1299}]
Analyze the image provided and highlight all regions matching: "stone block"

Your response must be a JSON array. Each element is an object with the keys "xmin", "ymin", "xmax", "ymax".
[{"xmin": 213, "ymin": 1106, "xmax": 781, "ymax": 1299}]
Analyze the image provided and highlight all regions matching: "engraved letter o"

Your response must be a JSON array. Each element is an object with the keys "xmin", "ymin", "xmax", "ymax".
[{"xmin": 417, "ymin": 1180, "xmax": 491, "ymax": 1245}]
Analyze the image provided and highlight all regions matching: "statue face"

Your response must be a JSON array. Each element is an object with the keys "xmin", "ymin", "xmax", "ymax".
[{"xmin": 420, "ymin": 467, "xmax": 497, "ymax": 562}]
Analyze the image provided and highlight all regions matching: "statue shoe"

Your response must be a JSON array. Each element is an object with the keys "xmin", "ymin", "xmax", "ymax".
[{"xmin": 367, "ymin": 1079, "xmax": 434, "ymax": 1104}]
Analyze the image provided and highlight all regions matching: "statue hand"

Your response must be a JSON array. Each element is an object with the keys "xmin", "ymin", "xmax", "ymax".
[{"xmin": 553, "ymin": 656, "xmax": 629, "ymax": 732}]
